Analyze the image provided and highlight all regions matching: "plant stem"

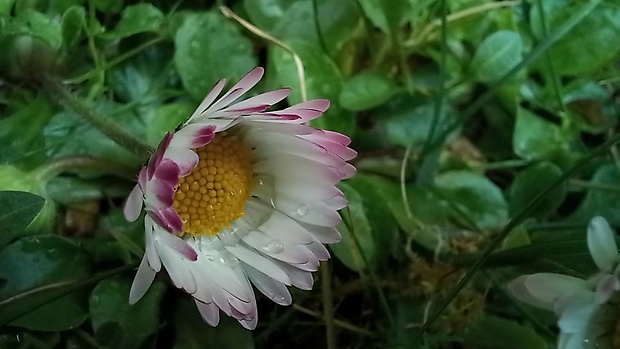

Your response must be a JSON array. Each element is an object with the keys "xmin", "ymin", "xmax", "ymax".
[
  {"xmin": 321, "ymin": 262, "xmax": 336, "ymax": 349},
  {"xmin": 42, "ymin": 78, "xmax": 153, "ymax": 158},
  {"xmin": 35, "ymin": 155, "xmax": 136, "ymax": 182}
]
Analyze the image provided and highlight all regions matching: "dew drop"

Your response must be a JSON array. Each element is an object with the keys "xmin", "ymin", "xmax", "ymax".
[
  {"xmin": 221, "ymin": 253, "xmax": 240, "ymax": 267},
  {"xmin": 264, "ymin": 240, "xmax": 284, "ymax": 254},
  {"xmin": 257, "ymin": 179, "xmax": 264, "ymax": 186},
  {"xmin": 205, "ymin": 255, "xmax": 215, "ymax": 262},
  {"xmin": 296, "ymin": 204, "xmax": 308, "ymax": 216}
]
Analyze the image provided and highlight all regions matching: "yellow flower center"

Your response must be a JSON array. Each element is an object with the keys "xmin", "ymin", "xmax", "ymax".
[{"xmin": 172, "ymin": 132, "xmax": 253, "ymax": 237}]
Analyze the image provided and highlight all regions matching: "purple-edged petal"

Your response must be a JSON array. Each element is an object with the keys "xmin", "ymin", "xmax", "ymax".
[
  {"xmin": 147, "ymin": 207, "xmax": 182, "ymax": 233},
  {"xmin": 225, "ymin": 88, "xmax": 291, "ymax": 112},
  {"xmin": 189, "ymin": 79, "xmax": 227, "ymax": 121},
  {"xmin": 164, "ymin": 148, "xmax": 199, "ymax": 177},
  {"xmin": 170, "ymin": 124, "xmax": 216, "ymax": 149},
  {"xmin": 124, "ymin": 184, "xmax": 144, "ymax": 221},
  {"xmin": 587, "ymin": 216, "xmax": 618, "ymax": 272},
  {"xmin": 195, "ymin": 300, "xmax": 220, "ymax": 327},
  {"xmin": 153, "ymin": 159, "xmax": 181, "ymax": 188},
  {"xmin": 147, "ymin": 132, "xmax": 173, "ymax": 179},
  {"xmin": 129, "ymin": 256, "xmax": 157, "ymax": 304},
  {"xmin": 204, "ymin": 67, "xmax": 265, "ymax": 115},
  {"xmin": 155, "ymin": 230, "xmax": 198, "ymax": 261}
]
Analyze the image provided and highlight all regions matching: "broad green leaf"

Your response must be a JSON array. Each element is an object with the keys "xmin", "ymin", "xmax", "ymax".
[
  {"xmin": 61, "ymin": 6, "xmax": 85, "ymax": 48},
  {"xmin": 513, "ymin": 107, "xmax": 573, "ymax": 164},
  {"xmin": 461, "ymin": 315, "xmax": 547, "ymax": 349},
  {"xmin": 0, "ymin": 235, "xmax": 92, "ymax": 331},
  {"xmin": 9, "ymin": 9, "xmax": 62, "ymax": 49},
  {"xmin": 173, "ymin": 298, "xmax": 254, "ymax": 349},
  {"xmin": 91, "ymin": 0, "xmax": 121, "ymax": 13},
  {"xmin": 270, "ymin": 39, "xmax": 354, "ymax": 135},
  {"xmin": 570, "ymin": 164, "xmax": 620, "ymax": 226},
  {"xmin": 530, "ymin": 0, "xmax": 620, "ymax": 76},
  {"xmin": 509, "ymin": 162, "xmax": 565, "ymax": 219},
  {"xmin": 331, "ymin": 183, "xmax": 376, "ymax": 271},
  {"xmin": 44, "ymin": 101, "xmax": 145, "ymax": 166},
  {"xmin": 471, "ymin": 30, "xmax": 522, "ymax": 83},
  {"xmin": 358, "ymin": 0, "xmax": 411, "ymax": 34},
  {"xmin": 0, "ymin": 191, "xmax": 44, "ymax": 249},
  {"xmin": 376, "ymin": 96, "xmax": 457, "ymax": 148},
  {"xmin": 339, "ymin": 71, "xmax": 398, "ymax": 111},
  {"xmin": 104, "ymin": 4, "xmax": 164, "ymax": 39},
  {"xmin": 271, "ymin": 0, "xmax": 360, "ymax": 53},
  {"xmin": 108, "ymin": 43, "xmax": 175, "ymax": 103},
  {"xmin": 0, "ymin": 0, "xmax": 15, "ymax": 15},
  {"xmin": 174, "ymin": 12, "xmax": 256, "ymax": 101},
  {"xmin": 89, "ymin": 277, "xmax": 165, "ymax": 349},
  {"xmin": 145, "ymin": 103, "xmax": 194, "ymax": 147},
  {"xmin": 243, "ymin": 0, "xmax": 294, "ymax": 32},
  {"xmin": 435, "ymin": 171, "xmax": 508, "ymax": 230},
  {"xmin": 345, "ymin": 175, "xmax": 399, "ymax": 263},
  {"xmin": 0, "ymin": 94, "xmax": 52, "ymax": 168}
]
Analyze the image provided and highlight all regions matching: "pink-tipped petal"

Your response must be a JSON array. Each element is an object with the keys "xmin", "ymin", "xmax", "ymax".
[
  {"xmin": 226, "ymin": 88, "xmax": 291, "ymax": 112},
  {"xmin": 147, "ymin": 132, "xmax": 174, "ymax": 179},
  {"xmin": 163, "ymin": 148, "xmax": 199, "ymax": 177},
  {"xmin": 205, "ymin": 67, "xmax": 265, "ymax": 114},
  {"xmin": 195, "ymin": 300, "xmax": 221, "ymax": 327},
  {"xmin": 124, "ymin": 184, "xmax": 144, "ymax": 221},
  {"xmin": 189, "ymin": 79, "xmax": 227, "ymax": 121},
  {"xmin": 170, "ymin": 124, "xmax": 216, "ymax": 149},
  {"xmin": 156, "ymin": 230, "xmax": 198, "ymax": 261}
]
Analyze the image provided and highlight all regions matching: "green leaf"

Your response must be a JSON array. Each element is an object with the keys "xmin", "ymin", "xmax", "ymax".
[
  {"xmin": 358, "ymin": 0, "xmax": 411, "ymax": 34},
  {"xmin": 243, "ymin": 0, "xmax": 294, "ymax": 33},
  {"xmin": 339, "ymin": 71, "xmax": 398, "ymax": 111},
  {"xmin": 435, "ymin": 171, "xmax": 508, "ymax": 230},
  {"xmin": 10, "ymin": 9, "xmax": 62, "ymax": 49},
  {"xmin": 145, "ymin": 103, "xmax": 194, "ymax": 147},
  {"xmin": 44, "ymin": 101, "xmax": 145, "ymax": 166},
  {"xmin": 0, "ymin": 94, "xmax": 53, "ymax": 168},
  {"xmin": 513, "ymin": 107, "xmax": 573, "ymax": 163},
  {"xmin": 173, "ymin": 298, "xmax": 254, "ymax": 349},
  {"xmin": 270, "ymin": 39, "xmax": 354, "ymax": 135},
  {"xmin": 331, "ymin": 183, "xmax": 376, "ymax": 271},
  {"xmin": 104, "ymin": 4, "xmax": 164, "ymax": 39},
  {"xmin": 345, "ymin": 175, "xmax": 399, "ymax": 262},
  {"xmin": 174, "ymin": 12, "xmax": 257, "ymax": 101},
  {"xmin": 0, "ymin": 235, "xmax": 92, "ymax": 331},
  {"xmin": 376, "ymin": 96, "xmax": 457, "ymax": 148},
  {"xmin": 0, "ymin": 191, "xmax": 44, "ymax": 249},
  {"xmin": 461, "ymin": 315, "xmax": 547, "ymax": 349},
  {"xmin": 61, "ymin": 6, "xmax": 85, "ymax": 48},
  {"xmin": 0, "ymin": 0, "xmax": 15, "ymax": 15},
  {"xmin": 91, "ymin": 0, "xmax": 121, "ymax": 14},
  {"xmin": 509, "ymin": 161, "xmax": 565, "ymax": 219},
  {"xmin": 271, "ymin": 0, "xmax": 361, "ymax": 53},
  {"xmin": 570, "ymin": 164, "xmax": 620, "ymax": 226},
  {"xmin": 471, "ymin": 30, "xmax": 522, "ymax": 83},
  {"xmin": 89, "ymin": 277, "xmax": 165, "ymax": 349},
  {"xmin": 530, "ymin": 0, "xmax": 620, "ymax": 76},
  {"xmin": 108, "ymin": 43, "xmax": 175, "ymax": 103}
]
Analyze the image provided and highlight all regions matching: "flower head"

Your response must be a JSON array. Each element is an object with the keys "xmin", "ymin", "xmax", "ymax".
[
  {"xmin": 508, "ymin": 217, "xmax": 620, "ymax": 348},
  {"xmin": 124, "ymin": 67, "xmax": 356, "ymax": 329}
]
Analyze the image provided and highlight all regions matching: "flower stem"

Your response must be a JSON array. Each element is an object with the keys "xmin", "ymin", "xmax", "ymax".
[
  {"xmin": 42, "ymin": 78, "xmax": 153, "ymax": 158},
  {"xmin": 34, "ymin": 155, "xmax": 136, "ymax": 182}
]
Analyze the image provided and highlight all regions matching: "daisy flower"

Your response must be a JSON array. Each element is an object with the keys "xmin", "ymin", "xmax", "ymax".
[
  {"xmin": 123, "ymin": 67, "xmax": 356, "ymax": 329},
  {"xmin": 508, "ymin": 216, "xmax": 620, "ymax": 348}
]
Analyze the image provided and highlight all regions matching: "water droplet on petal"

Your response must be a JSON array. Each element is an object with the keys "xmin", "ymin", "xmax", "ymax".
[
  {"xmin": 297, "ymin": 205, "xmax": 308, "ymax": 216},
  {"xmin": 221, "ymin": 253, "xmax": 240, "ymax": 267},
  {"xmin": 264, "ymin": 240, "xmax": 284, "ymax": 254},
  {"xmin": 258, "ymin": 179, "xmax": 264, "ymax": 186},
  {"xmin": 205, "ymin": 255, "xmax": 215, "ymax": 262}
]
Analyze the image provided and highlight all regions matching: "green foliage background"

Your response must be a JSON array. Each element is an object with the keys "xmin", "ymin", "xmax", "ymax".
[{"xmin": 0, "ymin": 0, "xmax": 619, "ymax": 348}]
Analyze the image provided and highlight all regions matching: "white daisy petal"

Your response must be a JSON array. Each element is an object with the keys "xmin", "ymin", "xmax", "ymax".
[
  {"xmin": 195, "ymin": 300, "xmax": 220, "ymax": 327},
  {"xmin": 129, "ymin": 256, "xmax": 157, "ymax": 304},
  {"xmin": 508, "ymin": 273, "xmax": 589, "ymax": 310},
  {"xmin": 243, "ymin": 264, "xmax": 292, "ymax": 306},
  {"xmin": 124, "ymin": 184, "xmax": 144, "ymax": 221},
  {"xmin": 588, "ymin": 216, "xmax": 618, "ymax": 272}
]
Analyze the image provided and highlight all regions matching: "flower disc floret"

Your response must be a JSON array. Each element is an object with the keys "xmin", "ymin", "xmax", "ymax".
[{"xmin": 173, "ymin": 133, "xmax": 253, "ymax": 237}]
